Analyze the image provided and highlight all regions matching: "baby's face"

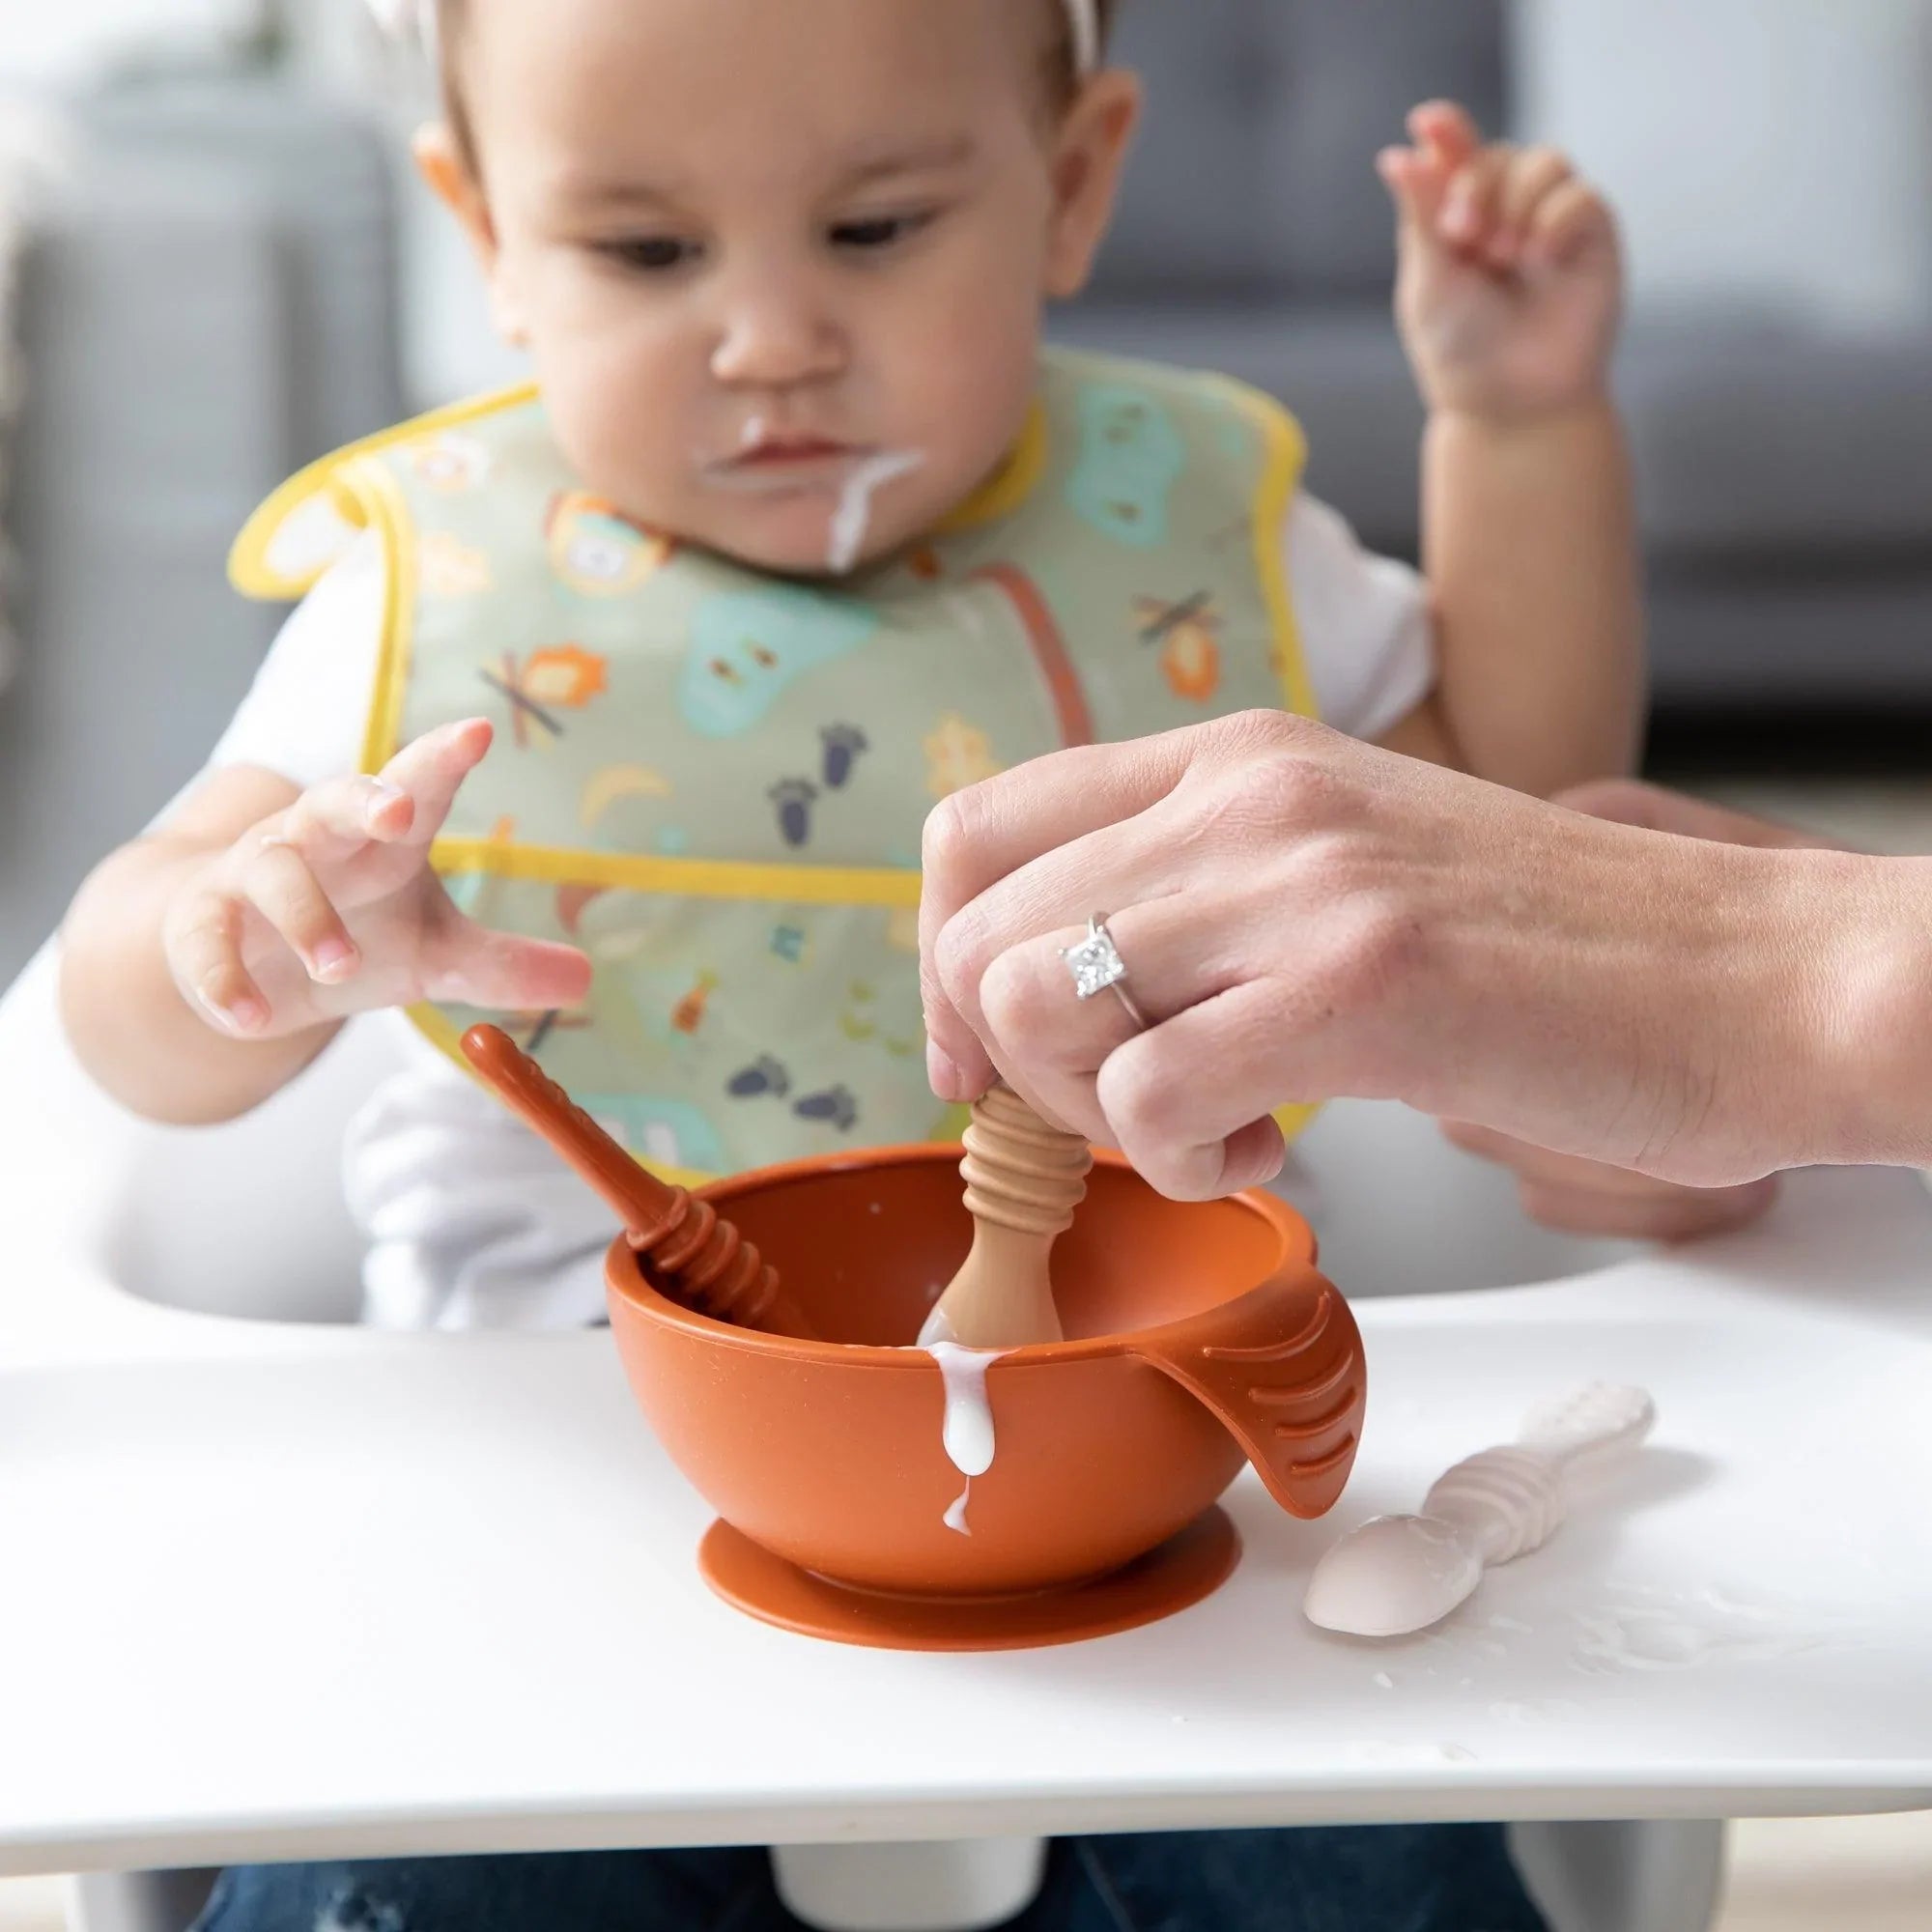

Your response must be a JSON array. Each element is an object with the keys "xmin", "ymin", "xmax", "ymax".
[{"xmin": 435, "ymin": 0, "xmax": 1136, "ymax": 575}]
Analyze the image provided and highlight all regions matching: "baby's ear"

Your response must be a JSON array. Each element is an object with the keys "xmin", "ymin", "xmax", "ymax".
[
  {"xmin": 1043, "ymin": 68, "xmax": 1142, "ymax": 301},
  {"xmin": 413, "ymin": 125, "xmax": 530, "ymax": 346}
]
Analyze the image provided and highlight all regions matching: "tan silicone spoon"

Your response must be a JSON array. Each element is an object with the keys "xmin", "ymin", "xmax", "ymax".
[
  {"xmin": 460, "ymin": 1024, "xmax": 818, "ymax": 1340},
  {"xmin": 920, "ymin": 1085, "xmax": 1094, "ymax": 1350}
]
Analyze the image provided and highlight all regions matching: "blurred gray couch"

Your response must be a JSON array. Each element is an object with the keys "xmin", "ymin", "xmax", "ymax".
[
  {"xmin": 1059, "ymin": 0, "xmax": 1932, "ymax": 716},
  {"xmin": 0, "ymin": 72, "xmax": 404, "ymax": 980}
]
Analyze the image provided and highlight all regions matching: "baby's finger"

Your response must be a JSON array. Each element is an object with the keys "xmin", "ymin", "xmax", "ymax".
[
  {"xmin": 1440, "ymin": 149, "xmax": 1513, "ymax": 252},
  {"xmin": 375, "ymin": 717, "xmax": 496, "ymax": 846},
  {"xmin": 1517, "ymin": 1175, "xmax": 1779, "ymax": 1244},
  {"xmin": 238, "ymin": 839, "xmax": 360, "ymax": 986},
  {"xmin": 1377, "ymin": 146, "xmax": 1452, "ymax": 244},
  {"xmin": 1499, "ymin": 148, "xmax": 1574, "ymax": 231},
  {"xmin": 1407, "ymin": 100, "xmax": 1483, "ymax": 172},
  {"xmin": 420, "ymin": 917, "xmax": 594, "ymax": 1013},
  {"xmin": 1495, "ymin": 148, "xmax": 1575, "ymax": 262},
  {"xmin": 1525, "ymin": 180, "xmax": 1616, "ymax": 269},
  {"xmin": 1557, "ymin": 781, "xmax": 1847, "ymax": 852},
  {"xmin": 1441, "ymin": 1120, "xmax": 1669, "ymax": 1196},
  {"xmin": 275, "ymin": 772, "xmax": 414, "ymax": 867},
  {"xmin": 164, "ymin": 890, "xmax": 271, "ymax": 1037}
]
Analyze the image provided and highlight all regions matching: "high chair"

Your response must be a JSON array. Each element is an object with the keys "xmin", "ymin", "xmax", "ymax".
[{"xmin": 8, "ymin": 942, "xmax": 1929, "ymax": 1932}]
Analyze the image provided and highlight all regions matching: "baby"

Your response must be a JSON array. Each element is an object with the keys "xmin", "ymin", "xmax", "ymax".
[
  {"xmin": 62, "ymin": 3, "xmax": 1637, "ymax": 1926},
  {"xmin": 63, "ymin": 0, "xmax": 1641, "ymax": 1340}
]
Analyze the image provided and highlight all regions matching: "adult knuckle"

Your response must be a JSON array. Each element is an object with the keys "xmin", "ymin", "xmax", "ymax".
[
  {"xmin": 1216, "ymin": 708, "xmax": 1321, "ymax": 767},
  {"xmin": 932, "ymin": 912, "xmax": 997, "ymax": 1016},
  {"xmin": 977, "ymin": 947, "xmax": 1062, "ymax": 1054},
  {"xmin": 1280, "ymin": 820, "xmax": 1373, "ymax": 895},
  {"xmin": 921, "ymin": 784, "xmax": 988, "ymax": 883},
  {"xmin": 1096, "ymin": 1049, "xmax": 1182, "ymax": 1151},
  {"xmin": 1243, "ymin": 748, "xmax": 1330, "ymax": 824},
  {"xmin": 1145, "ymin": 1146, "xmax": 1222, "ymax": 1205},
  {"xmin": 1186, "ymin": 748, "xmax": 1342, "ymax": 857},
  {"xmin": 1299, "ymin": 891, "xmax": 1431, "ymax": 1025}
]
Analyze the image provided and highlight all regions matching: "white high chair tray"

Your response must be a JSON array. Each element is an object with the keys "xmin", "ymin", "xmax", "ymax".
[
  {"xmin": 5, "ymin": 1174, "xmax": 1932, "ymax": 1877},
  {"xmin": 1, "ymin": 952, "xmax": 1930, "ymax": 1875}
]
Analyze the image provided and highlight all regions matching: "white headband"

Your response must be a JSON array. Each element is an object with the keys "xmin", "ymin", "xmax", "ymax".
[
  {"xmin": 371, "ymin": 2, "xmax": 1099, "ymax": 72},
  {"xmin": 1064, "ymin": 0, "xmax": 1100, "ymax": 77},
  {"xmin": 366, "ymin": 0, "xmax": 435, "ymax": 50}
]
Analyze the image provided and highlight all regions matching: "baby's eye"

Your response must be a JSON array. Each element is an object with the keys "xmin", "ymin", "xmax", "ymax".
[
  {"xmin": 605, "ymin": 235, "xmax": 702, "ymax": 274},
  {"xmin": 829, "ymin": 211, "xmax": 934, "ymax": 253}
]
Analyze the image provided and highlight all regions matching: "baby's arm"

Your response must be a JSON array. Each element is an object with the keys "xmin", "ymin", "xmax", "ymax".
[
  {"xmin": 60, "ymin": 723, "xmax": 590, "ymax": 1126},
  {"xmin": 1377, "ymin": 102, "xmax": 1641, "ymax": 797}
]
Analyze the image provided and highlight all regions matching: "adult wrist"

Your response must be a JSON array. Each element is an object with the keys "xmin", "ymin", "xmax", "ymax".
[{"xmin": 1806, "ymin": 852, "xmax": 1932, "ymax": 1171}]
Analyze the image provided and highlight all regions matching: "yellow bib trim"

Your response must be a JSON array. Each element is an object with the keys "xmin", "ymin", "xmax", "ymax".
[
  {"xmin": 230, "ymin": 384, "xmax": 541, "ymax": 603},
  {"xmin": 431, "ymin": 837, "xmax": 922, "ymax": 907},
  {"xmin": 935, "ymin": 400, "xmax": 1051, "ymax": 535},
  {"xmin": 1214, "ymin": 375, "xmax": 1321, "ymax": 723},
  {"xmin": 348, "ymin": 453, "xmax": 424, "ymax": 781}
]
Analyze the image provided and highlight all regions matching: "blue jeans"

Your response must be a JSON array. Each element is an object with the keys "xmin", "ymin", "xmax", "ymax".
[{"xmin": 192, "ymin": 1829, "xmax": 1547, "ymax": 1931}]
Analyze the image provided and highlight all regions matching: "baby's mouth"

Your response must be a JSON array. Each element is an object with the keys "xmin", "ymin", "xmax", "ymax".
[
  {"xmin": 697, "ymin": 441, "xmax": 925, "ymax": 572},
  {"xmin": 738, "ymin": 436, "xmax": 857, "ymax": 467},
  {"xmin": 705, "ymin": 439, "xmax": 873, "ymax": 492}
]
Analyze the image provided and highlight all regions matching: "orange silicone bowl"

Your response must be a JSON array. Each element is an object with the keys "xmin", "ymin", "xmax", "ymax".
[{"xmin": 606, "ymin": 1145, "xmax": 1361, "ymax": 1601}]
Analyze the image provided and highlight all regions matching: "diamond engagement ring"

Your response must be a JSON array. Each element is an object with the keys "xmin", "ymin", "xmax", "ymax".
[{"xmin": 1061, "ymin": 914, "xmax": 1148, "ymax": 1031}]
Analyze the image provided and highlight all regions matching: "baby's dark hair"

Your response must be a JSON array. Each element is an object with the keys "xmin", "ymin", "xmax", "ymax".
[{"xmin": 434, "ymin": 0, "xmax": 1122, "ymax": 174}]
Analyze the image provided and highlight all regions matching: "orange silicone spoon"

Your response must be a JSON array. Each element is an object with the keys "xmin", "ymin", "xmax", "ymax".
[{"xmin": 460, "ymin": 1024, "xmax": 817, "ymax": 1340}]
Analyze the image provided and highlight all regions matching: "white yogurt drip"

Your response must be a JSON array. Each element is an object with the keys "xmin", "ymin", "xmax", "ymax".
[
  {"xmin": 826, "ymin": 449, "xmax": 923, "ymax": 574},
  {"xmin": 923, "ymin": 1337, "xmax": 1004, "ymax": 1537}
]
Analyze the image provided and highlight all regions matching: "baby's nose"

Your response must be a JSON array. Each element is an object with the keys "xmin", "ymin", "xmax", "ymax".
[{"xmin": 710, "ymin": 279, "xmax": 845, "ymax": 389}]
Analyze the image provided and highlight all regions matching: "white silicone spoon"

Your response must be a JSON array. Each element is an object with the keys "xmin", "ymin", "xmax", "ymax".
[{"xmin": 1302, "ymin": 1383, "xmax": 1657, "ymax": 1638}]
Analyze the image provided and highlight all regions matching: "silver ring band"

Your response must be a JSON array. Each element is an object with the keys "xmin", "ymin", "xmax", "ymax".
[{"xmin": 1062, "ymin": 913, "xmax": 1148, "ymax": 1032}]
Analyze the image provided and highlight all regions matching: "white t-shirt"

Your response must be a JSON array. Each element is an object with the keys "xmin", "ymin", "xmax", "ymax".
[{"xmin": 212, "ymin": 496, "xmax": 1434, "ymax": 1332}]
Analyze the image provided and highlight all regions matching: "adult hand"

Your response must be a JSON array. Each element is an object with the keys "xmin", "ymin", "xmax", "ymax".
[{"xmin": 921, "ymin": 716, "xmax": 1899, "ymax": 1202}]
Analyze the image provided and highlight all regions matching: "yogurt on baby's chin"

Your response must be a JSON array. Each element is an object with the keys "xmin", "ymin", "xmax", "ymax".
[
  {"xmin": 699, "ymin": 447, "xmax": 926, "ymax": 576},
  {"xmin": 826, "ymin": 449, "xmax": 924, "ymax": 574}
]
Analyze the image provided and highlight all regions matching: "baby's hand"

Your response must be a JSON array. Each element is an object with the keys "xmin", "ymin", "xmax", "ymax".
[
  {"xmin": 1439, "ymin": 1122, "xmax": 1780, "ymax": 1244},
  {"xmin": 164, "ymin": 719, "xmax": 591, "ymax": 1039},
  {"xmin": 1379, "ymin": 100, "xmax": 1623, "ymax": 421}
]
